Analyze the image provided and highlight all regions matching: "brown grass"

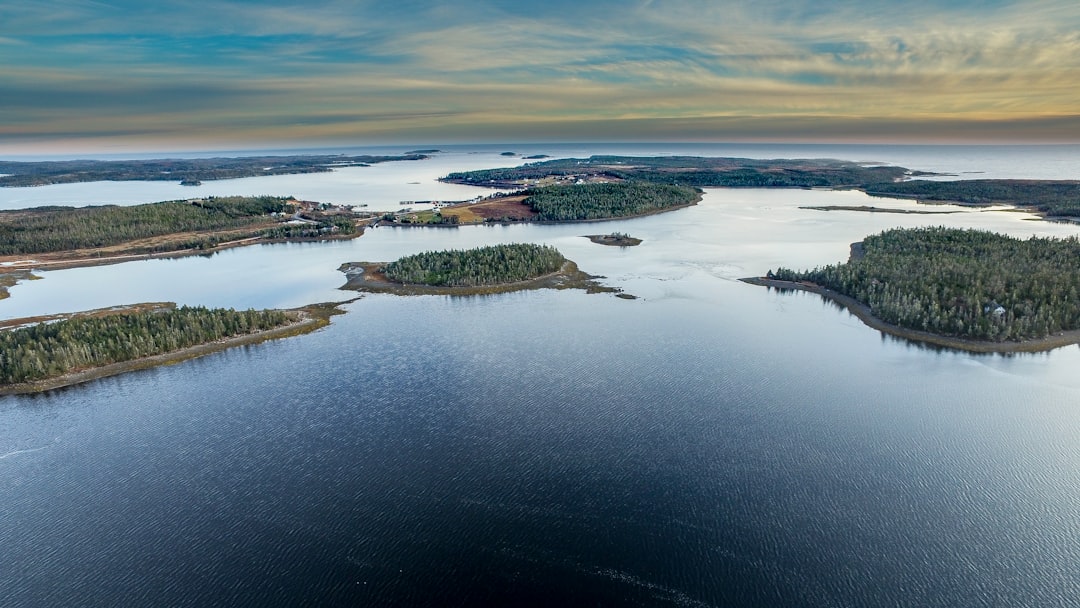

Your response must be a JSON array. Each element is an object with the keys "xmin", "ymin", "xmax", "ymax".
[{"xmin": 455, "ymin": 195, "xmax": 537, "ymax": 221}]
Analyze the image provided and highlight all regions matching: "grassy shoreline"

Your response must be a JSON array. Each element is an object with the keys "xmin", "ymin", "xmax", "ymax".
[{"xmin": 741, "ymin": 277, "xmax": 1080, "ymax": 353}]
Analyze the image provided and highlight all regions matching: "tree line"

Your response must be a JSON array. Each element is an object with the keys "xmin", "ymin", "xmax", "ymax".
[
  {"xmin": 864, "ymin": 180, "xmax": 1080, "ymax": 218},
  {"xmin": 523, "ymin": 182, "xmax": 700, "ymax": 221},
  {"xmin": 769, "ymin": 227, "xmax": 1080, "ymax": 342},
  {"xmin": 0, "ymin": 306, "xmax": 293, "ymax": 385},
  {"xmin": 0, "ymin": 196, "xmax": 356, "ymax": 255},
  {"xmin": 383, "ymin": 243, "xmax": 566, "ymax": 287}
]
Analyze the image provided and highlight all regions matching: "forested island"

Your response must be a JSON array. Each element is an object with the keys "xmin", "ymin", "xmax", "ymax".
[
  {"xmin": 339, "ymin": 243, "xmax": 617, "ymax": 296},
  {"xmin": 0, "ymin": 195, "xmax": 367, "ymax": 272},
  {"xmin": 0, "ymin": 302, "xmax": 339, "ymax": 393},
  {"xmin": 747, "ymin": 227, "xmax": 1080, "ymax": 351},
  {"xmin": 0, "ymin": 154, "xmax": 427, "ymax": 187}
]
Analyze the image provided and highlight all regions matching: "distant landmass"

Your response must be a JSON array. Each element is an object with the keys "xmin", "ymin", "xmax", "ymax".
[{"xmin": 0, "ymin": 154, "xmax": 428, "ymax": 187}]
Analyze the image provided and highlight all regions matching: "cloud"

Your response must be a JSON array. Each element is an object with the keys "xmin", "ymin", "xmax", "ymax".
[{"xmin": 3, "ymin": 0, "xmax": 1080, "ymax": 149}]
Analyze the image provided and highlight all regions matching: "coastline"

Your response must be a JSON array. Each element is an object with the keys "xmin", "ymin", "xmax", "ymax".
[
  {"xmin": 0, "ymin": 229, "xmax": 367, "ymax": 274},
  {"xmin": 0, "ymin": 301, "xmax": 347, "ymax": 395},
  {"xmin": 740, "ymin": 277, "xmax": 1080, "ymax": 353}
]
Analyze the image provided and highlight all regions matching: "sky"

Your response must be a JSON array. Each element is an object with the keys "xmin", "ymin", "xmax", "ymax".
[{"xmin": 2, "ymin": 0, "xmax": 1080, "ymax": 152}]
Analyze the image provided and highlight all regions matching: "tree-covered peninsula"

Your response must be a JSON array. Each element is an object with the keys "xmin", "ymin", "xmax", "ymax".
[
  {"xmin": 0, "ymin": 196, "xmax": 360, "ymax": 262},
  {"xmin": 763, "ymin": 227, "xmax": 1080, "ymax": 344},
  {"xmin": 0, "ymin": 305, "xmax": 301, "ymax": 388},
  {"xmin": 863, "ymin": 180, "xmax": 1080, "ymax": 218}
]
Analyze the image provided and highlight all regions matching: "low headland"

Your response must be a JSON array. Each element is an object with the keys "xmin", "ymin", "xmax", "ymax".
[
  {"xmin": 0, "ymin": 301, "xmax": 346, "ymax": 395},
  {"xmin": 339, "ymin": 243, "xmax": 619, "ymax": 296},
  {"xmin": 745, "ymin": 227, "xmax": 1080, "ymax": 353},
  {"xmin": 799, "ymin": 205, "xmax": 962, "ymax": 215},
  {"xmin": 0, "ymin": 269, "xmax": 40, "ymax": 300}
]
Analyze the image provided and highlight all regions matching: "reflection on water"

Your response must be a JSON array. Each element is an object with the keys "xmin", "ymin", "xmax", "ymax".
[
  {"xmin": 1, "ymin": 185, "xmax": 1074, "ymax": 321},
  {"xmin": 2, "ymin": 145, "xmax": 1080, "ymax": 607}
]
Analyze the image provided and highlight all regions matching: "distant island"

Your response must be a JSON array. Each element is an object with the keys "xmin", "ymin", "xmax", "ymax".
[
  {"xmin": 0, "ymin": 196, "xmax": 373, "ymax": 276},
  {"xmin": 744, "ymin": 227, "xmax": 1080, "ymax": 352},
  {"xmin": 442, "ymin": 155, "xmax": 915, "ymax": 189},
  {"xmin": 339, "ymin": 243, "xmax": 618, "ymax": 296},
  {"xmin": 0, "ymin": 302, "xmax": 342, "ymax": 394},
  {"xmin": 0, "ymin": 153, "xmax": 428, "ymax": 187}
]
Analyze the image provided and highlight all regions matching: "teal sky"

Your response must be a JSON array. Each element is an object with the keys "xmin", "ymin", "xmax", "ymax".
[{"xmin": 3, "ymin": 0, "xmax": 1080, "ymax": 152}]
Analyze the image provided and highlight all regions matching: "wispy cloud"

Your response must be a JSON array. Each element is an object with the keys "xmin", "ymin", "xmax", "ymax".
[{"xmin": 2, "ymin": 0, "xmax": 1079, "ymax": 150}]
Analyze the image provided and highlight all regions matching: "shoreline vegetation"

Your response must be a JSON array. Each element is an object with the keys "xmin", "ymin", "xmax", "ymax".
[
  {"xmin": 0, "ymin": 154, "xmax": 428, "ymax": 187},
  {"xmin": 0, "ymin": 270, "xmax": 40, "ymax": 300},
  {"xmin": 0, "ymin": 196, "xmax": 372, "ymax": 274},
  {"xmin": 746, "ymin": 227, "xmax": 1080, "ymax": 353},
  {"xmin": 740, "ymin": 277, "xmax": 1080, "ymax": 353},
  {"xmin": 339, "ymin": 244, "xmax": 619, "ymax": 296},
  {"xmin": 0, "ymin": 302, "xmax": 346, "ymax": 395}
]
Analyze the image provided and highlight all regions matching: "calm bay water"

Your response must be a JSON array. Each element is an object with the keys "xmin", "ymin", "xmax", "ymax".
[{"xmin": 2, "ymin": 145, "xmax": 1080, "ymax": 606}]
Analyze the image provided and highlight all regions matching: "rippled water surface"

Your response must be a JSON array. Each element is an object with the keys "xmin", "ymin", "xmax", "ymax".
[{"xmin": 2, "ymin": 145, "xmax": 1080, "ymax": 607}]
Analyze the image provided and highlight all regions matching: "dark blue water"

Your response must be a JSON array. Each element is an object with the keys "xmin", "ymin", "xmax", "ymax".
[
  {"xmin": 3, "ymin": 286, "xmax": 1080, "ymax": 607},
  {"xmin": 3, "ymin": 144, "xmax": 1080, "ymax": 606}
]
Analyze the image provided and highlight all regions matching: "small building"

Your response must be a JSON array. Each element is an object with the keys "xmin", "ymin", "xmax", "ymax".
[{"xmin": 984, "ymin": 301, "xmax": 1006, "ymax": 318}]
